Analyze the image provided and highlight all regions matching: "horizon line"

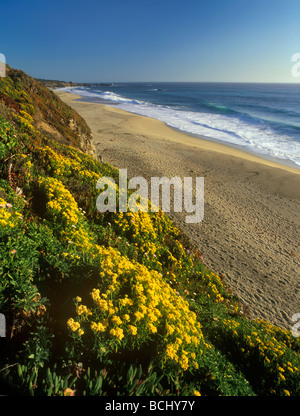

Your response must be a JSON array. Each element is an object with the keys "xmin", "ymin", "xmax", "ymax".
[{"xmin": 35, "ymin": 78, "xmax": 300, "ymax": 85}]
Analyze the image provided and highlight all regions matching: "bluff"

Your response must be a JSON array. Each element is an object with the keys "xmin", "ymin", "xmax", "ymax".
[{"xmin": 0, "ymin": 66, "xmax": 96, "ymax": 157}]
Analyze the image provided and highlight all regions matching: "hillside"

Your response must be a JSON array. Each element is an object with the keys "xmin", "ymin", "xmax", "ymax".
[
  {"xmin": 0, "ymin": 66, "xmax": 96, "ymax": 156},
  {"xmin": 0, "ymin": 66, "xmax": 299, "ymax": 396}
]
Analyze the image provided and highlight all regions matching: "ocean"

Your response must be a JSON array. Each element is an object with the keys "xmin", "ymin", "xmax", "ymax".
[{"xmin": 59, "ymin": 82, "xmax": 300, "ymax": 168}]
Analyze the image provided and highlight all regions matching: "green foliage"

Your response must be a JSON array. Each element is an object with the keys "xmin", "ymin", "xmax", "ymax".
[{"xmin": 0, "ymin": 116, "xmax": 19, "ymax": 159}]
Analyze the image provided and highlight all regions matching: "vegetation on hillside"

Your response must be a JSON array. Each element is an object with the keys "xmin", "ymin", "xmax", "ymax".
[
  {"xmin": 0, "ymin": 67, "xmax": 299, "ymax": 396},
  {"xmin": 0, "ymin": 66, "xmax": 95, "ymax": 154}
]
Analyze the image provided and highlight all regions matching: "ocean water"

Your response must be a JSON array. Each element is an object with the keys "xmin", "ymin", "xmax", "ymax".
[{"xmin": 59, "ymin": 82, "xmax": 300, "ymax": 168}]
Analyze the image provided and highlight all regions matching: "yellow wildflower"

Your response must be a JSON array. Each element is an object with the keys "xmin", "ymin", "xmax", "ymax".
[
  {"xmin": 166, "ymin": 324, "xmax": 175, "ymax": 335},
  {"xmin": 112, "ymin": 315, "xmax": 122, "ymax": 325},
  {"xmin": 90, "ymin": 322, "xmax": 106, "ymax": 332},
  {"xmin": 128, "ymin": 325, "xmax": 138, "ymax": 335},
  {"xmin": 67, "ymin": 318, "xmax": 80, "ymax": 332},
  {"xmin": 134, "ymin": 311, "xmax": 144, "ymax": 321},
  {"xmin": 77, "ymin": 305, "xmax": 92, "ymax": 316},
  {"xmin": 148, "ymin": 323, "xmax": 157, "ymax": 334},
  {"xmin": 110, "ymin": 327, "xmax": 124, "ymax": 340},
  {"xmin": 180, "ymin": 353, "xmax": 189, "ymax": 371}
]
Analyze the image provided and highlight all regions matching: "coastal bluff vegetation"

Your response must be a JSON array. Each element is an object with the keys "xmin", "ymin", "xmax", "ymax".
[{"xmin": 0, "ymin": 66, "xmax": 299, "ymax": 396}]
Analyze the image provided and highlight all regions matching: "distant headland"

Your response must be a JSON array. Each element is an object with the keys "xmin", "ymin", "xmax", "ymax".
[{"xmin": 35, "ymin": 78, "xmax": 114, "ymax": 89}]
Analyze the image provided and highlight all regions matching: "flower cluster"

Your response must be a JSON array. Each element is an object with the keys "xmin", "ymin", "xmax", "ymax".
[
  {"xmin": 0, "ymin": 197, "xmax": 23, "ymax": 228},
  {"xmin": 112, "ymin": 210, "xmax": 193, "ymax": 280},
  {"xmin": 13, "ymin": 113, "xmax": 35, "ymax": 133},
  {"xmin": 35, "ymin": 145, "xmax": 100, "ymax": 183},
  {"xmin": 215, "ymin": 317, "xmax": 300, "ymax": 395},
  {"xmin": 37, "ymin": 175, "xmax": 97, "ymax": 254},
  {"xmin": 69, "ymin": 241, "xmax": 208, "ymax": 372},
  {"xmin": 34, "ymin": 149, "xmax": 236, "ymax": 375}
]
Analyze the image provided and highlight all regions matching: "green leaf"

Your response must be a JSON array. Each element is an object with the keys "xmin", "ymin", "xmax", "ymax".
[
  {"xmin": 17, "ymin": 364, "xmax": 22, "ymax": 378},
  {"xmin": 94, "ymin": 376, "xmax": 102, "ymax": 394},
  {"xmin": 47, "ymin": 385, "xmax": 53, "ymax": 396}
]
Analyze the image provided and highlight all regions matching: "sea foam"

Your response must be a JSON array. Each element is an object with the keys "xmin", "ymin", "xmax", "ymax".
[{"xmin": 58, "ymin": 86, "xmax": 300, "ymax": 168}]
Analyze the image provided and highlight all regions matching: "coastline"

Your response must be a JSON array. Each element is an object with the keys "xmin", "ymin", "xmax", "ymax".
[
  {"xmin": 55, "ymin": 90, "xmax": 300, "ymax": 330},
  {"xmin": 59, "ymin": 87, "xmax": 300, "ymax": 173}
]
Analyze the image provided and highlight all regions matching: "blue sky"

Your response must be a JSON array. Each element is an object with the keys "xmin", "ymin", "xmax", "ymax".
[{"xmin": 1, "ymin": 0, "xmax": 299, "ymax": 82}]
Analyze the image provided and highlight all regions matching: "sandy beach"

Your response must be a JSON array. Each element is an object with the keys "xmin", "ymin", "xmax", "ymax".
[{"xmin": 55, "ymin": 90, "xmax": 300, "ymax": 330}]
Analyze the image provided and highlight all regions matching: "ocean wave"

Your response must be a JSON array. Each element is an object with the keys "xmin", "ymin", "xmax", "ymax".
[
  {"xmin": 118, "ymin": 102, "xmax": 300, "ymax": 167},
  {"xmin": 57, "ymin": 87, "xmax": 143, "ymax": 105},
  {"xmin": 96, "ymin": 90, "xmax": 143, "ymax": 104},
  {"xmin": 204, "ymin": 102, "xmax": 238, "ymax": 115},
  {"xmin": 62, "ymin": 87, "xmax": 300, "ymax": 167}
]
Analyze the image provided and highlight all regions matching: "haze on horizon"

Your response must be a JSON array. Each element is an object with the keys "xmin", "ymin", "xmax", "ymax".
[{"xmin": 1, "ymin": 0, "xmax": 299, "ymax": 84}]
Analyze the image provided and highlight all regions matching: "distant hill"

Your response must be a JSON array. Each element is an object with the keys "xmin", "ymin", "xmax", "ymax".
[
  {"xmin": 36, "ymin": 78, "xmax": 115, "ymax": 89},
  {"xmin": 35, "ymin": 78, "xmax": 91, "ymax": 89}
]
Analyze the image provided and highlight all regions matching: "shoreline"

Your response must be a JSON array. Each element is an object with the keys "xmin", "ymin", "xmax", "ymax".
[
  {"xmin": 58, "ymin": 90, "xmax": 300, "ymax": 200},
  {"xmin": 59, "ymin": 88, "xmax": 300, "ymax": 174},
  {"xmin": 55, "ymin": 90, "xmax": 300, "ymax": 330},
  {"xmin": 169, "ymin": 125, "xmax": 300, "ymax": 171},
  {"xmin": 82, "ymin": 97, "xmax": 300, "ymax": 171}
]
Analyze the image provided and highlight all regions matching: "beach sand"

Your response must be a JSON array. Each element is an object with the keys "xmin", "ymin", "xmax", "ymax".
[{"xmin": 55, "ymin": 90, "xmax": 300, "ymax": 330}]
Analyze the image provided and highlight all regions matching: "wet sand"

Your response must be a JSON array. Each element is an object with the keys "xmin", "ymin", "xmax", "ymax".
[{"xmin": 55, "ymin": 90, "xmax": 300, "ymax": 330}]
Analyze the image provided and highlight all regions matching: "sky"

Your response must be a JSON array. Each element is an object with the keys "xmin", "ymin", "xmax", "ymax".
[{"xmin": 0, "ymin": 0, "xmax": 300, "ymax": 83}]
